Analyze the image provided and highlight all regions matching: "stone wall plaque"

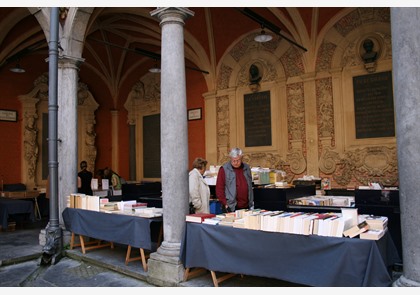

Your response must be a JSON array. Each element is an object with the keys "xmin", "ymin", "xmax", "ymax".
[
  {"xmin": 244, "ymin": 90, "xmax": 272, "ymax": 147},
  {"xmin": 143, "ymin": 114, "xmax": 161, "ymax": 178},
  {"xmin": 353, "ymin": 71, "xmax": 395, "ymax": 139}
]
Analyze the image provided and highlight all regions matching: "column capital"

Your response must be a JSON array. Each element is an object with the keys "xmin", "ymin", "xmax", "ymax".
[
  {"xmin": 150, "ymin": 7, "xmax": 194, "ymax": 26},
  {"xmin": 55, "ymin": 55, "xmax": 85, "ymax": 70}
]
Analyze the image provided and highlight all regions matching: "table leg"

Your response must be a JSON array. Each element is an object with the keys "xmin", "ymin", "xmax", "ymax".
[
  {"xmin": 33, "ymin": 197, "xmax": 41, "ymax": 220},
  {"xmin": 210, "ymin": 271, "xmax": 237, "ymax": 287},
  {"xmin": 183, "ymin": 267, "xmax": 207, "ymax": 281},
  {"xmin": 125, "ymin": 245, "xmax": 149, "ymax": 272}
]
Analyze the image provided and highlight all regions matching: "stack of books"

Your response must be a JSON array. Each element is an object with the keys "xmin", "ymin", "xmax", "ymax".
[
  {"xmin": 343, "ymin": 220, "xmax": 370, "ymax": 238},
  {"xmin": 359, "ymin": 215, "xmax": 388, "ymax": 240}
]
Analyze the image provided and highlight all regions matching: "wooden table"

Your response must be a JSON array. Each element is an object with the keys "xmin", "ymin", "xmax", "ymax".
[
  {"xmin": 180, "ymin": 222, "xmax": 400, "ymax": 287},
  {"xmin": 62, "ymin": 208, "xmax": 162, "ymax": 271},
  {"xmin": 1, "ymin": 190, "xmax": 41, "ymax": 220}
]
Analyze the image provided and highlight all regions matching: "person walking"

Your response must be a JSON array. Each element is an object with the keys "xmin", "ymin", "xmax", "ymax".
[{"xmin": 215, "ymin": 147, "xmax": 254, "ymax": 212}]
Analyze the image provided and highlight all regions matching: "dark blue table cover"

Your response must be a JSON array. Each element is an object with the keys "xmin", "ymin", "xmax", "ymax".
[
  {"xmin": 62, "ymin": 207, "xmax": 162, "ymax": 250},
  {"xmin": 0, "ymin": 198, "xmax": 35, "ymax": 228},
  {"xmin": 180, "ymin": 222, "xmax": 400, "ymax": 287}
]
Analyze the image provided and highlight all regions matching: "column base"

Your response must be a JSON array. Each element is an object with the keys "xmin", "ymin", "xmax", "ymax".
[
  {"xmin": 147, "ymin": 252, "xmax": 185, "ymax": 286},
  {"xmin": 393, "ymin": 274, "xmax": 420, "ymax": 287}
]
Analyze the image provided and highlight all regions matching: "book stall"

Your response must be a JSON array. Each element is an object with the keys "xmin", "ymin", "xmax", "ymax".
[
  {"xmin": 63, "ymin": 193, "xmax": 163, "ymax": 271},
  {"xmin": 182, "ymin": 207, "xmax": 400, "ymax": 287}
]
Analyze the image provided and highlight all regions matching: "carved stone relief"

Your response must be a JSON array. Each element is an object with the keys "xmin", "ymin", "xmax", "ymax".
[
  {"xmin": 316, "ymin": 41, "xmax": 337, "ymax": 72},
  {"xmin": 316, "ymin": 78, "xmax": 334, "ymax": 139},
  {"xmin": 77, "ymin": 82, "xmax": 99, "ymax": 173},
  {"xmin": 23, "ymin": 111, "xmax": 39, "ymax": 181},
  {"xmin": 280, "ymin": 47, "xmax": 305, "ymax": 77},
  {"xmin": 18, "ymin": 73, "xmax": 99, "ymax": 187},
  {"xmin": 287, "ymin": 83, "xmax": 305, "ymax": 141},
  {"xmin": 124, "ymin": 75, "xmax": 161, "ymax": 119},
  {"xmin": 320, "ymin": 146, "xmax": 398, "ymax": 186},
  {"xmin": 216, "ymin": 64, "xmax": 233, "ymax": 90},
  {"xmin": 18, "ymin": 73, "xmax": 48, "ymax": 187},
  {"xmin": 216, "ymin": 95, "xmax": 230, "ymax": 163}
]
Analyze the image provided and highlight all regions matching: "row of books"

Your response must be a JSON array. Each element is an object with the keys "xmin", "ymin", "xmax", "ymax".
[
  {"xmin": 66, "ymin": 193, "xmax": 102, "ymax": 211},
  {"xmin": 66, "ymin": 194, "xmax": 162, "ymax": 218},
  {"xmin": 288, "ymin": 195, "xmax": 355, "ymax": 207},
  {"xmin": 185, "ymin": 209, "xmax": 388, "ymax": 239}
]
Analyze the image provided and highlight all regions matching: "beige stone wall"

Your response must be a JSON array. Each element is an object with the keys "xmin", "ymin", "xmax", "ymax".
[{"xmin": 206, "ymin": 8, "xmax": 397, "ymax": 188}]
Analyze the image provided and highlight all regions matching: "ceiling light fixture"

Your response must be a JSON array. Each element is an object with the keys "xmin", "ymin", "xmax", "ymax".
[
  {"xmin": 254, "ymin": 25, "xmax": 273, "ymax": 43},
  {"xmin": 149, "ymin": 60, "xmax": 161, "ymax": 73},
  {"xmin": 10, "ymin": 61, "xmax": 26, "ymax": 73}
]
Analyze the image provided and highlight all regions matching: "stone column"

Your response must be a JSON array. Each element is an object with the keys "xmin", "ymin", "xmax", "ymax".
[
  {"xmin": 391, "ymin": 7, "xmax": 420, "ymax": 287},
  {"xmin": 57, "ymin": 56, "xmax": 83, "ymax": 225},
  {"xmin": 111, "ymin": 110, "xmax": 119, "ymax": 173},
  {"xmin": 148, "ymin": 7, "xmax": 194, "ymax": 286}
]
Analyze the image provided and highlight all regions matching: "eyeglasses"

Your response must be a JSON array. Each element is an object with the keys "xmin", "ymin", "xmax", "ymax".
[{"xmin": 230, "ymin": 158, "xmax": 242, "ymax": 164}]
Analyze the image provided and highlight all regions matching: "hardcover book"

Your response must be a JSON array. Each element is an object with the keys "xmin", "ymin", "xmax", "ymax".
[{"xmin": 185, "ymin": 213, "xmax": 216, "ymax": 223}]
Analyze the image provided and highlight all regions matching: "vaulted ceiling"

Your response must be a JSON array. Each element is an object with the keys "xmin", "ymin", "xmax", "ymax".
[{"xmin": 0, "ymin": 7, "xmax": 352, "ymax": 101}]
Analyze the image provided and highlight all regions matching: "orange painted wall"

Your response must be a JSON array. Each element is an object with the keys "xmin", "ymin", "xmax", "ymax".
[
  {"xmin": 0, "ymin": 51, "xmax": 208, "ymax": 185},
  {"xmin": 0, "ymin": 52, "xmax": 47, "ymax": 185},
  {"xmin": 186, "ymin": 68, "xmax": 208, "ymax": 169}
]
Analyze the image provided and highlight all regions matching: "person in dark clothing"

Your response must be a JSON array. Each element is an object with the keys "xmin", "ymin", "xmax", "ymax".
[{"xmin": 77, "ymin": 160, "xmax": 93, "ymax": 195}]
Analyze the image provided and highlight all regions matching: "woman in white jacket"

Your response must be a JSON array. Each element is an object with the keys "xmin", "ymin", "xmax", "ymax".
[{"xmin": 189, "ymin": 157, "xmax": 210, "ymax": 213}]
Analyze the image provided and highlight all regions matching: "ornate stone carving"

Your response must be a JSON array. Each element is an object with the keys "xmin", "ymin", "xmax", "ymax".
[
  {"xmin": 85, "ymin": 121, "xmax": 97, "ymax": 172},
  {"xmin": 319, "ymin": 148, "xmax": 340, "ymax": 175},
  {"xmin": 143, "ymin": 75, "xmax": 161, "ymax": 113},
  {"xmin": 216, "ymin": 95, "xmax": 230, "ymax": 162},
  {"xmin": 217, "ymin": 64, "xmax": 233, "ymax": 90},
  {"xmin": 23, "ymin": 112, "xmax": 39, "ymax": 181},
  {"xmin": 321, "ymin": 146, "xmax": 398, "ymax": 186},
  {"xmin": 242, "ymin": 152, "xmax": 282, "ymax": 169},
  {"xmin": 316, "ymin": 41, "xmax": 337, "ymax": 72},
  {"xmin": 341, "ymin": 40, "xmax": 359, "ymax": 67},
  {"xmin": 124, "ymin": 75, "xmax": 161, "ymax": 123},
  {"xmin": 286, "ymin": 149, "xmax": 306, "ymax": 175},
  {"xmin": 287, "ymin": 83, "xmax": 305, "ymax": 141},
  {"xmin": 316, "ymin": 78, "xmax": 334, "ymax": 138},
  {"xmin": 124, "ymin": 81, "xmax": 145, "ymax": 125},
  {"xmin": 77, "ymin": 82, "xmax": 99, "ymax": 172},
  {"xmin": 334, "ymin": 10, "xmax": 361, "ymax": 37},
  {"xmin": 280, "ymin": 47, "xmax": 305, "ymax": 77}
]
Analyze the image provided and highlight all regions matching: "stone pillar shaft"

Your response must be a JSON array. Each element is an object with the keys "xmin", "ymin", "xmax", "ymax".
[
  {"xmin": 57, "ymin": 57, "xmax": 82, "ymax": 225},
  {"xmin": 147, "ymin": 7, "xmax": 194, "ymax": 286},
  {"xmin": 391, "ymin": 7, "xmax": 420, "ymax": 287}
]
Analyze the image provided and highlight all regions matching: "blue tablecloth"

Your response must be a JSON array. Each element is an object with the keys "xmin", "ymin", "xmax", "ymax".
[
  {"xmin": 180, "ymin": 222, "xmax": 400, "ymax": 287},
  {"xmin": 62, "ymin": 207, "xmax": 162, "ymax": 250},
  {"xmin": 0, "ymin": 198, "xmax": 35, "ymax": 228}
]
